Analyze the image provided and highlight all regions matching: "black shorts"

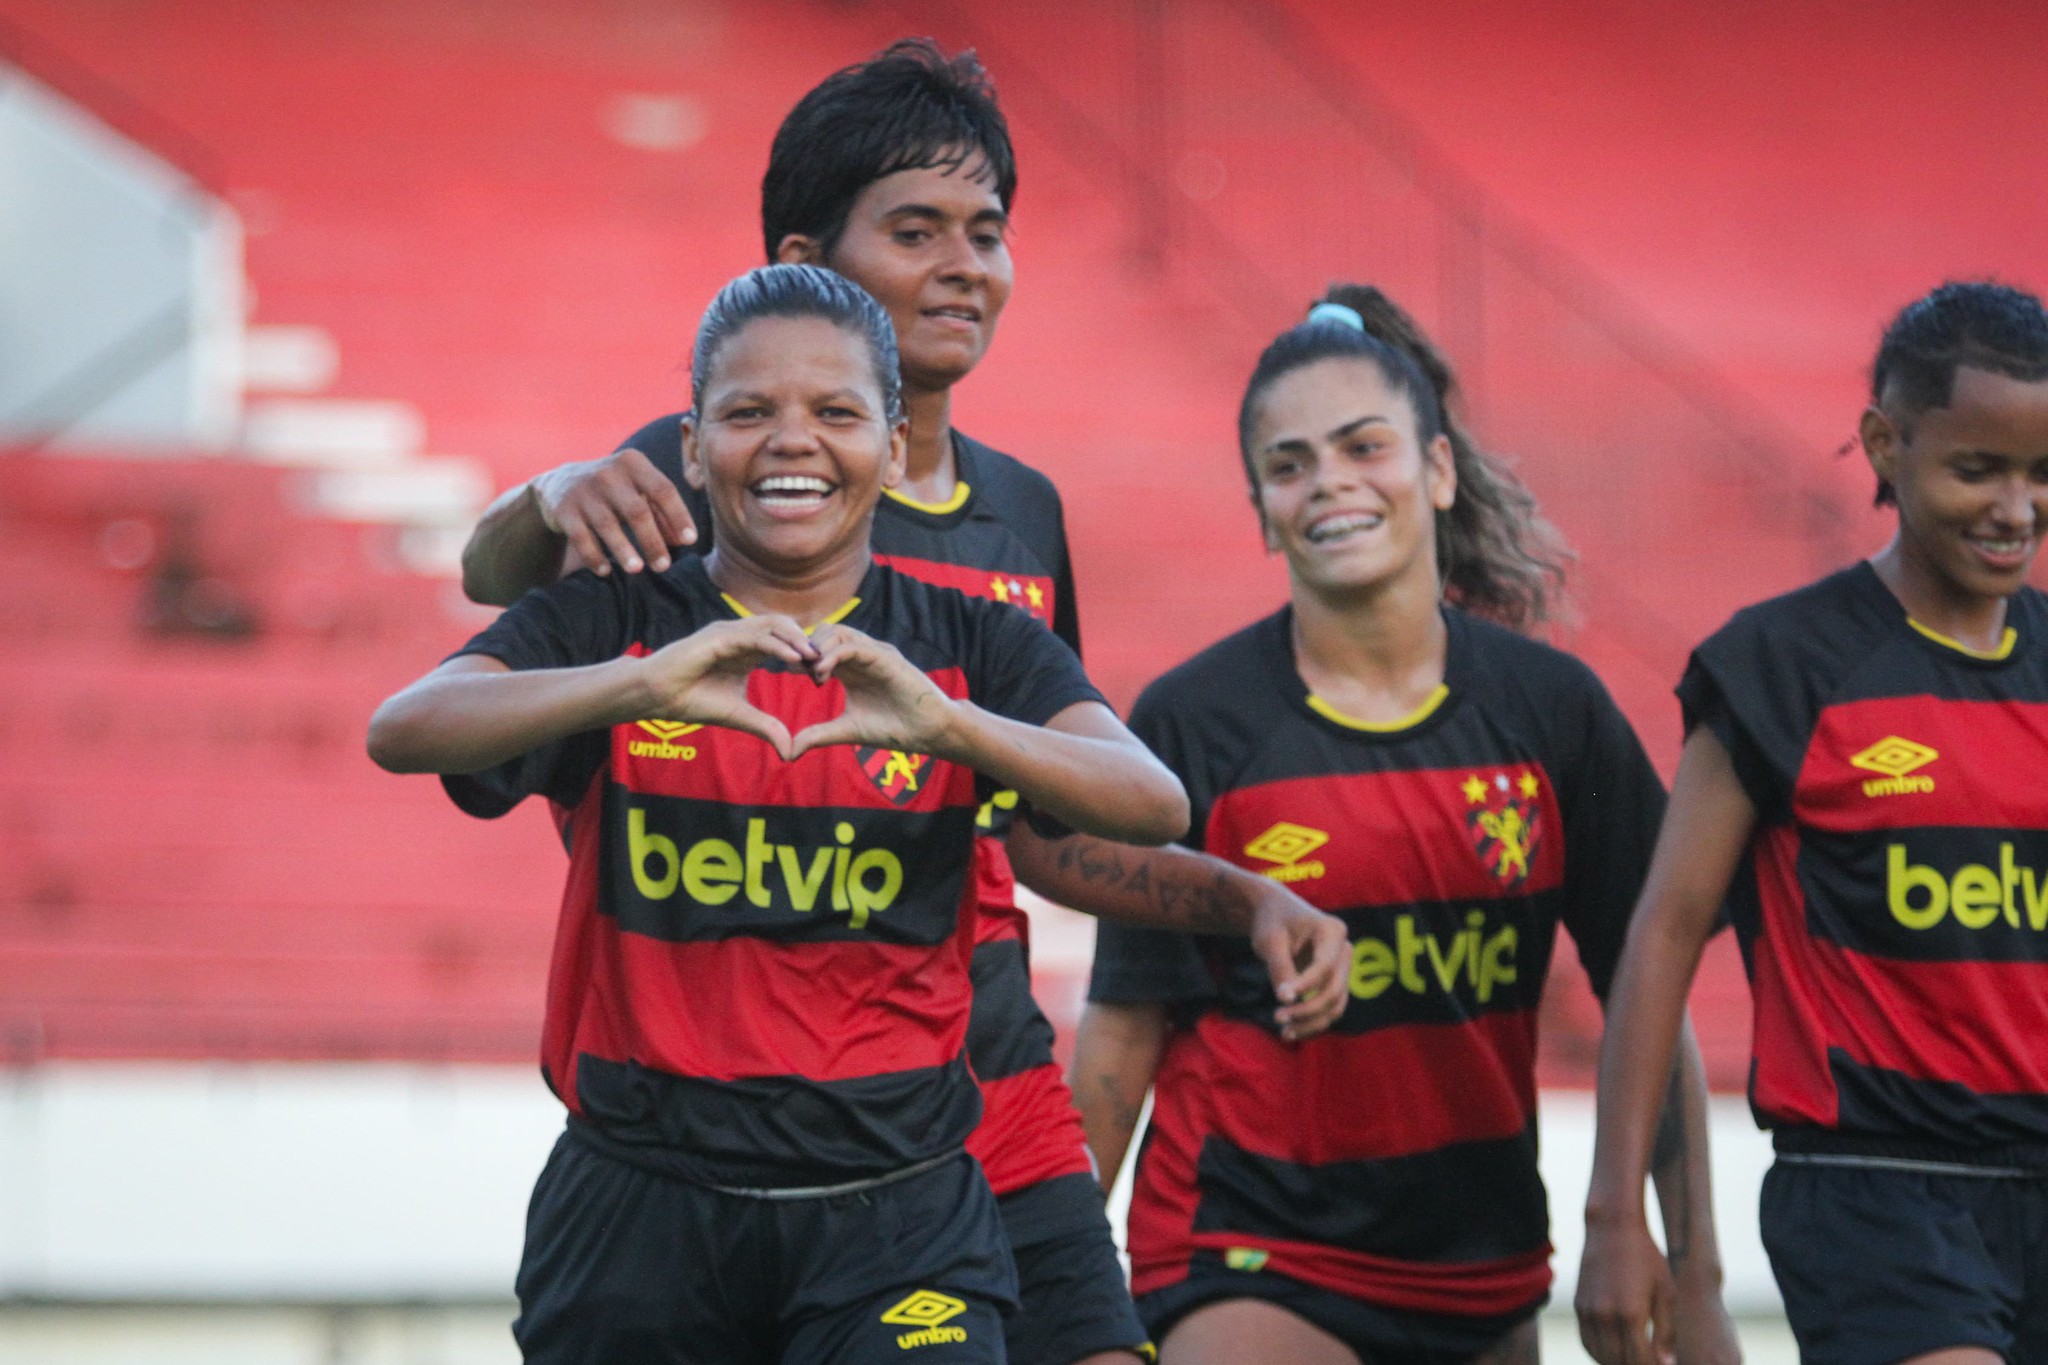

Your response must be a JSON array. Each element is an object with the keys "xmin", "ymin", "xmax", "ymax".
[
  {"xmin": 996, "ymin": 1173, "xmax": 1151, "ymax": 1365},
  {"xmin": 513, "ymin": 1124, "xmax": 1016, "ymax": 1364},
  {"xmin": 1134, "ymin": 1255, "xmax": 1537, "ymax": 1365},
  {"xmin": 1761, "ymin": 1157, "xmax": 2048, "ymax": 1365}
]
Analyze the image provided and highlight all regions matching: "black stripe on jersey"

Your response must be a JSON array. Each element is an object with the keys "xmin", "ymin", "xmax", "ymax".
[
  {"xmin": 1190, "ymin": 1129, "xmax": 1548, "ymax": 1264},
  {"xmin": 602, "ymin": 785, "xmax": 975, "ymax": 945},
  {"xmin": 1203, "ymin": 896, "xmax": 1559, "ymax": 1036},
  {"xmin": 1824, "ymin": 1048, "xmax": 2048, "ymax": 1152},
  {"xmin": 573, "ymin": 1052, "xmax": 983, "ymax": 1187},
  {"xmin": 965, "ymin": 937, "xmax": 1057, "ymax": 1081},
  {"xmin": 1797, "ymin": 826, "xmax": 2048, "ymax": 963}
]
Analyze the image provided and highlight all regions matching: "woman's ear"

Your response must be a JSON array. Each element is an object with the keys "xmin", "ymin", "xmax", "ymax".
[
  {"xmin": 679, "ymin": 414, "xmax": 708, "ymax": 490},
  {"xmin": 774, "ymin": 235, "xmax": 826, "ymax": 266},
  {"xmin": 1860, "ymin": 405, "xmax": 1902, "ymax": 489},
  {"xmin": 1426, "ymin": 433, "xmax": 1457, "ymax": 512},
  {"xmin": 883, "ymin": 417, "xmax": 909, "ymax": 489}
]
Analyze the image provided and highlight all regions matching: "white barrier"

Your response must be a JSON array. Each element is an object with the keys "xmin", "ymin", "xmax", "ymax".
[{"xmin": 0, "ymin": 1062, "xmax": 1782, "ymax": 1311}]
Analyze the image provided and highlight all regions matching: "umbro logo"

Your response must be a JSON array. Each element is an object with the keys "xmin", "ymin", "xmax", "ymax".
[
  {"xmin": 1849, "ymin": 736, "xmax": 1937, "ymax": 797},
  {"xmin": 1244, "ymin": 822, "xmax": 1328, "ymax": 883}
]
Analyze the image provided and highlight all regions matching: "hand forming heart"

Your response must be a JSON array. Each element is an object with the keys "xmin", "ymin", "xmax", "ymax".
[
  {"xmin": 636, "ymin": 618, "xmax": 958, "ymax": 764},
  {"xmin": 786, "ymin": 622, "xmax": 959, "ymax": 760}
]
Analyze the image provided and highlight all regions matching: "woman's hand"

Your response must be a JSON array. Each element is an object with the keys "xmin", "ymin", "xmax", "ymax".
[
  {"xmin": 789, "ymin": 623, "xmax": 962, "ymax": 758},
  {"xmin": 1247, "ymin": 885, "xmax": 1351, "ymax": 1041},
  {"xmin": 1576, "ymin": 1211, "xmax": 1678, "ymax": 1365},
  {"xmin": 639, "ymin": 615, "xmax": 818, "ymax": 759}
]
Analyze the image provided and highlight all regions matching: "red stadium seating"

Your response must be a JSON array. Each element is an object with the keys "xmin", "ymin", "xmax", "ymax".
[{"xmin": 9, "ymin": 0, "xmax": 2041, "ymax": 1089}]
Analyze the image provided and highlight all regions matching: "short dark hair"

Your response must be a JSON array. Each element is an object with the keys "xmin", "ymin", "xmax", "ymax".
[
  {"xmin": 1871, "ymin": 281, "xmax": 2048, "ymax": 505},
  {"xmin": 760, "ymin": 38, "xmax": 1017, "ymax": 260},
  {"xmin": 690, "ymin": 264, "xmax": 903, "ymax": 424}
]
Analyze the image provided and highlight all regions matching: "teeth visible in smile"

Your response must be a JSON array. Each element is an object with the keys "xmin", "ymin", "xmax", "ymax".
[
  {"xmin": 1307, "ymin": 513, "xmax": 1382, "ymax": 543},
  {"xmin": 1974, "ymin": 537, "xmax": 2028, "ymax": 554},
  {"xmin": 930, "ymin": 308, "xmax": 977, "ymax": 321},
  {"xmin": 753, "ymin": 476, "xmax": 833, "ymax": 498}
]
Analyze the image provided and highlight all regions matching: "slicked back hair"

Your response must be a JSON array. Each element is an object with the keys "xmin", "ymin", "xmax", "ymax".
[
  {"xmin": 689, "ymin": 264, "xmax": 903, "ymax": 425},
  {"xmin": 760, "ymin": 38, "xmax": 1016, "ymax": 261}
]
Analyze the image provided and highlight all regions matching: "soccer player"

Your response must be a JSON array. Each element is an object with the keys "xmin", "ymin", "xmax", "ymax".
[
  {"xmin": 1065, "ymin": 288, "xmax": 1738, "ymax": 1365},
  {"xmin": 457, "ymin": 41, "xmax": 1284, "ymax": 1365},
  {"xmin": 1580, "ymin": 281, "xmax": 2048, "ymax": 1365},
  {"xmin": 370, "ymin": 265, "xmax": 1344, "ymax": 1364}
]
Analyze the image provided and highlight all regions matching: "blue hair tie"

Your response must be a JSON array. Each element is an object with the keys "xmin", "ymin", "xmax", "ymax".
[{"xmin": 1306, "ymin": 301, "xmax": 1365, "ymax": 331}]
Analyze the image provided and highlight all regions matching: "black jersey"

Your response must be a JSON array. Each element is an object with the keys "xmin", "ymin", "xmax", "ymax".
[
  {"xmin": 1089, "ymin": 608, "xmax": 1664, "ymax": 1318},
  {"xmin": 622, "ymin": 413, "xmax": 1097, "ymax": 1199},
  {"xmin": 1681, "ymin": 563, "xmax": 2048, "ymax": 1162},
  {"xmin": 442, "ymin": 556, "xmax": 1102, "ymax": 1189}
]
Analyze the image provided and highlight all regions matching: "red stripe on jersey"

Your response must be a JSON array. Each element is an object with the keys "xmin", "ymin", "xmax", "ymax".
[
  {"xmin": 1184, "ymin": 1233, "xmax": 1552, "ymax": 1318},
  {"xmin": 542, "ymin": 773, "xmax": 973, "ymax": 1104},
  {"xmin": 974, "ymin": 836, "xmax": 1028, "ymax": 947},
  {"xmin": 1752, "ymin": 824, "xmax": 2048, "ymax": 1121},
  {"xmin": 875, "ymin": 553, "xmax": 1055, "ymax": 627},
  {"xmin": 1797, "ymin": 696, "xmax": 2048, "ymax": 833},
  {"xmin": 967, "ymin": 1062, "xmax": 1093, "ymax": 1195},
  {"xmin": 1171, "ymin": 1011, "xmax": 1537, "ymax": 1165},
  {"xmin": 615, "ymin": 650, "xmax": 977, "ymax": 812},
  {"xmin": 1207, "ymin": 766, "xmax": 1564, "ymax": 909},
  {"xmin": 1747, "ymin": 824, "xmax": 1841, "ymax": 1124}
]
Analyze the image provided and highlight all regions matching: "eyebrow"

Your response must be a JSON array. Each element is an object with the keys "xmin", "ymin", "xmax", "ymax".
[
  {"xmin": 882, "ymin": 202, "xmax": 1011, "ymax": 229},
  {"xmin": 1263, "ymin": 413, "xmax": 1393, "ymax": 455},
  {"xmin": 709, "ymin": 387, "xmax": 872, "ymax": 408}
]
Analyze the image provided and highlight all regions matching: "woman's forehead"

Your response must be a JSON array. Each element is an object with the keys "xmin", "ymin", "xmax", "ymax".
[
  {"xmin": 1254, "ymin": 356, "xmax": 1416, "ymax": 444},
  {"xmin": 704, "ymin": 315, "xmax": 879, "ymax": 389}
]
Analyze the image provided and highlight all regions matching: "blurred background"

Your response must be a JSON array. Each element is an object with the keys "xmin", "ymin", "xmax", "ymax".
[{"xmin": 1, "ymin": 0, "xmax": 2043, "ymax": 1359}]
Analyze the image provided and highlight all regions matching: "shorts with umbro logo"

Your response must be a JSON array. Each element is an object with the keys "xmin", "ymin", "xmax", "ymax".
[{"xmin": 513, "ymin": 1122, "xmax": 1015, "ymax": 1364}]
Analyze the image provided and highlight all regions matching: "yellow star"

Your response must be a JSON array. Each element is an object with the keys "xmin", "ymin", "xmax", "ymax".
[
  {"xmin": 1025, "ymin": 581, "xmax": 1045, "ymax": 610},
  {"xmin": 989, "ymin": 576, "xmax": 1010, "ymax": 603},
  {"xmin": 1461, "ymin": 775, "xmax": 1488, "ymax": 804},
  {"xmin": 1518, "ymin": 772, "xmax": 1540, "ymax": 799}
]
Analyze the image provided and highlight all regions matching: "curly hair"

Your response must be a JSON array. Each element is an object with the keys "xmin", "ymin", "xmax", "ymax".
[{"xmin": 1869, "ymin": 280, "xmax": 2048, "ymax": 505}]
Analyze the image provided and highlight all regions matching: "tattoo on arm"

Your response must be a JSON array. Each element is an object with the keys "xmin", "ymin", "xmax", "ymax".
[{"xmin": 1053, "ymin": 839, "xmax": 1243, "ymax": 931}]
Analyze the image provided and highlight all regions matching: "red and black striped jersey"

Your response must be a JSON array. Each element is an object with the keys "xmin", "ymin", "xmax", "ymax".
[
  {"xmin": 1090, "ymin": 607, "xmax": 1663, "ymax": 1318},
  {"xmin": 442, "ymin": 556, "xmax": 1102, "ymax": 1189},
  {"xmin": 626, "ymin": 413, "xmax": 1097, "ymax": 1201},
  {"xmin": 1681, "ymin": 563, "xmax": 2048, "ymax": 1163}
]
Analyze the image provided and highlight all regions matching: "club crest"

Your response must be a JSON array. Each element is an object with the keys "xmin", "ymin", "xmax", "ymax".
[
  {"xmin": 857, "ymin": 747, "xmax": 932, "ymax": 805},
  {"xmin": 1462, "ymin": 770, "xmax": 1542, "ymax": 887}
]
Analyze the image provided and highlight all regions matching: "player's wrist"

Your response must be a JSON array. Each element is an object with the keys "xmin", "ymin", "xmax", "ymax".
[
  {"xmin": 1582, "ymin": 1185, "xmax": 1650, "ymax": 1228},
  {"xmin": 525, "ymin": 477, "xmax": 565, "ymax": 536}
]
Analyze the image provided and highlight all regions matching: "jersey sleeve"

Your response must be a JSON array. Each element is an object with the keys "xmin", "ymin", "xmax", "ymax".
[
  {"xmin": 438, "ymin": 570, "xmax": 633, "ymax": 819},
  {"xmin": 1551, "ymin": 664, "xmax": 1667, "ymax": 999},
  {"xmin": 1675, "ymin": 608, "xmax": 1811, "ymax": 823},
  {"xmin": 1085, "ymin": 676, "xmax": 1222, "ymax": 1007},
  {"xmin": 961, "ymin": 593, "xmax": 1105, "ymax": 726},
  {"xmin": 617, "ymin": 411, "xmax": 713, "ymax": 554}
]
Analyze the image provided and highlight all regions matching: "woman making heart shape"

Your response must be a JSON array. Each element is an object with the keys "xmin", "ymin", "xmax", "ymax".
[{"xmin": 368, "ymin": 263, "xmax": 1347, "ymax": 1365}]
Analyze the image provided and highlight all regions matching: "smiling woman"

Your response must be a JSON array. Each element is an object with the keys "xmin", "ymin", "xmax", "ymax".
[
  {"xmin": 1581, "ymin": 281, "xmax": 2048, "ymax": 1365},
  {"xmin": 363, "ymin": 266, "xmax": 1207, "ymax": 1365},
  {"xmin": 1061, "ymin": 285, "xmax": 1735, "ymax": 1365}
]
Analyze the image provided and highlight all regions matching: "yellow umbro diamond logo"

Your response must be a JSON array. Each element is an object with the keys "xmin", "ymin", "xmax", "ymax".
[
  {"xmin": 1224, "ymin": 1246, "xmax": 1270, "ymax": 1272},
  {"xmin": 883, "ymin": 1290, "xmax": 969, "ymax": 1350},
  {"xmin": 626, "ymin": 718, "xmax": 704, "ymax": 762},
  {"xmin": 1244, "ymin": 822, "xmax": 1329, "ymax": 883},
  {"xmin": 1849, "ymin": 736, "xmax": 1938, "ymax": 797}
]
